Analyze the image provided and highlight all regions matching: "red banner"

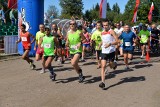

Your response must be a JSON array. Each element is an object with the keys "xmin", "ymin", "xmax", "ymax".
[
  {"xmin": 132, "ymin": 0, "xmax": 140, "ymax": 23},
  {"xmin": 148, "ymin": 2, "xmax": 154, "ymax": 23},
  {"xmin": 8, "ymin": 0, "xmax": 17, "ymax": 9}
]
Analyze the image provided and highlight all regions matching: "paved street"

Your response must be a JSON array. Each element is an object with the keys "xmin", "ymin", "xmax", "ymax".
[{"xmin": 0, "ymin": 54, "xmax": 160, "ymax": 107}]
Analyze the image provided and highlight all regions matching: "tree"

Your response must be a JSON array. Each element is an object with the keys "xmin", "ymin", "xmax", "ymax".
[
  {"xmin": 47, "ymin": 5, "xmax": 59, "ymax": 18},
  {"xmin": 107, "ymin": 2, "xmax": 111, "ymax": 11},
  {"xmin": 112, "ymin": 3, "xmax": 120, "ymax": 14},
  {"xmin": 59, "ymin": 0, "xmax": 83, "ymax": 19}
]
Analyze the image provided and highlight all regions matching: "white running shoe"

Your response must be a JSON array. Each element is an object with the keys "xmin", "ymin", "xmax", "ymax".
[{"xmin": 40, "ymin": 69, "xmax": 45, "ymax": 74}]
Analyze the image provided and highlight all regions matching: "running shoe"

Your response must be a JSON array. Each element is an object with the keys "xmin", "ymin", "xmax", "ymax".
[
  {"xmin": 54, "ymin": 56, "xmax": 58, "ymax": 61},
  {"xmin": 79, "ymin": 75, "xmax": 85, "ymax": 83},
  {"xmin": 50, "ymin": 73, "xmax": 57, "ymax": 81},
  {"xmin": 61, "ymin": 60, "xmax": 65, "ymax": 64},
  {"xmin": 140, "ymin": 55, "xmax": 144, "ymax": 59},
  {"xmin": 113, "ymin": 62, "xmax": 117, "ymax": 70},
  {"xmin": 99, "ymin": 82, "xmax": 105, "ymax": 89},
  {"xmin": 40, "ymin": 69, "xmax": 45, "ymax": 74},
  {"xmin": 124, "ymin": 66, "xmax": 130, "ymax": 70}
]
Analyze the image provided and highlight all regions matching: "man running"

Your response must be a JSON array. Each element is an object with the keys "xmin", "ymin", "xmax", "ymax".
[
  {"xmin": 91, "ymin": 21, "xmax": 103, "ymax": 69},
  {"xmin": 119, "ymin": 24, "xmax": 137, "ymax": 70},
  {"xmin": 34, "ymin": 24, "xmax": 46, "ymax": 73},
  {"xmin": 52, "ymin": 24, "xmax": 65, "ymax": 63},
  {"xmin": 16, "ymin": 24, "xmax": 36, "ymax": 69},
  {"xmin": 114, "ymin": 23, "xmax": 124, "ymax": 59},
  {"xmin": 138, "ymin": 25, "xmax": 150, "ymax": 58},
  {"xmin": 39, "ymin": 27, "xmax": 58, "ymax": 81},
  {"xmin": 99, "ymin": 20, "xmax": 118, "ymax": 89},
  {"xmin": 66, "ymin": 20, "xmax": 86, "ymax": 83}
]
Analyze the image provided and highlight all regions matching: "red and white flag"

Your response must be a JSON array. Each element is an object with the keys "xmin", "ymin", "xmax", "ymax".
[
  {"xmin": 132, "ymin": 0, "xmax": 140, "ymax": 23},
  {"xmin": 148, "ymin": 2, "xmax": 154, "ymax": 23},
  {"xmin": 100, "ymin": 0, "xmax": 107, "ymax": 19},
  {"xmin": 8, "ymin": 0, "xmax": 17, "ymax": 9}
]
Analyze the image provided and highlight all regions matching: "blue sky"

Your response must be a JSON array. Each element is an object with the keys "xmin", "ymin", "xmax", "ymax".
[{"xmin": 44, "ymin": 0, "xmax": 128, "ymax": 13}]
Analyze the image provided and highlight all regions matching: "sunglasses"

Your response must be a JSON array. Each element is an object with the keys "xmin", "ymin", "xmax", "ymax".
[{"xmin": 70, "ymin": 23, "xmax": 75, "ymax": 25}]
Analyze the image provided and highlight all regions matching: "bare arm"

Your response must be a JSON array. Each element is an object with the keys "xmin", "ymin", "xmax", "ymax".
[
  {"xmin": 54, "ymin": 37, "xmax": 59, "ymax": 48},
  {"xmin": 29, "ymin": 33, "xmax": 35, "ymax": 44},
  {"xmin": 80, "ymin": 32, "xmax": 86, "ymax": 44},
  {"xmin": 38, "ymin": 37, "xmax": 43, "ymax": 48},
  {"xmin": 110, "ymin": 30, "xmax": 118, "ymax": 45},
  {"xmin": 16, "ymin": 37, "xmax": 21, "ymax": 44}
]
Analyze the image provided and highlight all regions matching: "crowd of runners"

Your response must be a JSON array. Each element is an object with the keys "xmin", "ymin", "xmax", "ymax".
[{"xmin": 16, "ymin": 18, "xmax": 160, "ymax": 89}]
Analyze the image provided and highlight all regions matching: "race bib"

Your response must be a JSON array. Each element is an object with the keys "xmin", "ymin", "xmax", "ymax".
[
  {"xmin": 21, "ymin": 37, "xmax": 27, "ymax": 41},
  {"xmin": 44, "ymin": 44, "xmax": 51, "ymax": 48},
  {"xmin": 71, "ymin": 45, "xmax": 78, "ymax": 50},
  {"xmin": 141, "ymin": 34, "xmax": 146, "ymax": 38},
  {"xmin": 125, "ymin": 42, "xmax": 131, "ymax": 46}
]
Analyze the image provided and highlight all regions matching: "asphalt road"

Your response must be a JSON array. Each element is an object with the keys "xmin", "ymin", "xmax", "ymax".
[{"xmin": 0, "ymin": 55, "xmax": 160, "ymax": 107}]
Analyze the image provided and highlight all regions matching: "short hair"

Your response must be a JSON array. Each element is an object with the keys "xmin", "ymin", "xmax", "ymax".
[{"xmin": 21, "ymin": 24, "xmax": 26, "ymax": 29}]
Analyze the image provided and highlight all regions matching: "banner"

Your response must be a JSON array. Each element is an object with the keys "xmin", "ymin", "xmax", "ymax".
[
  {"xmin": 8, "ymin": 0, "xmax": 17, "ymax": 9},
  {"xmin": 100, "ymin": 0, "xmax": 107, "ymax": 19},
  {"xmin": 132, "ymin": 0, "xmax": 140, "ymax": 23},
  {"xmin": 148, "ymin": 2, "xmax": 154, "ymax": 23}
]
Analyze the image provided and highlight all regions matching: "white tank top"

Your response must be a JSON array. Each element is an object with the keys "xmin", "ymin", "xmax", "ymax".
[{"xmin": 101, "ymin": 30, "xmax": 115, "ymax": 54}]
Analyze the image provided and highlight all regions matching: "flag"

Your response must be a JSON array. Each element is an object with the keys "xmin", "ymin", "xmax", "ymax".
[
  {"xmin": 99, "ymin": 0, "xmax": 107, "ymax": 19},
  {"xmin": 148, "ymin": 2, "xmax": 154, "ymax": 23},
  {"xmin": 132, "ymin": 0, "xmax": 140, "ymax": 23},
  {"xmin": 8, "ymin": 0, "xmax": 17, "ymax": 9}
]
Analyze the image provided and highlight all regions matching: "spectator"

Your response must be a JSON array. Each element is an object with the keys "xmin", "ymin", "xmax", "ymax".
[
  {"xmin": 0, "ymin": 7, "xmax": 6, "ymax": 24},
  {"xmin": 50, "ymin": 13, "xmax": 54, "ymax": 21},
  {"xmin": 9, "ymin": 9, "xmax": 16, "ymax": 25}
]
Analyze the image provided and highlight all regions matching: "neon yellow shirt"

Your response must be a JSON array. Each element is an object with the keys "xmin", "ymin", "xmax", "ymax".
[
  {"xmin": 139, "ymin": 30, "xmax": 150, "ymax": 43},
  {"xmin": 36, "ymin": 31, "xmax": 45, "ymax": 44},
  {"xmin": 91, "ymin": 29, "xmax": 102, "ymax": 50}
]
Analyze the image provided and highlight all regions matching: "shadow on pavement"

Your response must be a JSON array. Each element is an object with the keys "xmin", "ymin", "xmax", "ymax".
[
  {"xmin": 82, "ymin": 62, "xmax": 97, "ymax": 66},
  {"xmin": 54, "ymin": 67, "xmax": 74, "ymax": 72},
  {"xmin": 112, "ymin": 68, "xmax": 134, "ymax": 75},
  {"xmin": 56, "ymin": 75, "xmax": 92, "ymax": 84},
  {"xmin": 133, "ymin": 64, "xmax": 153, "ymax": 69},
  {"xmin": 104, "ymin": 76, "xmax": 146, "ymax": 90},
  {"xmin": 84, "ymin": 73, "xmax": 116, "ymax": 84}
]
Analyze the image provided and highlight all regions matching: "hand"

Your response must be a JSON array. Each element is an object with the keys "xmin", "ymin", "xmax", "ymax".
[
  {"xmin": 34, "ymin": 47, "xmax": 36, "ymax": 51},
  {"xmin": 28, "ymin": 43, "xmax": 31, "ymax": 47},
  {"xmin": 104, "ymin": 43, "xmax": 111, "ymax": 48},
  {"xmin": 76, "ymin": 43, "xmax": 81, "ymax": 49},
  {"xmin": 16, "ymin": 41, "xmax": 18, "ymax": 44}
]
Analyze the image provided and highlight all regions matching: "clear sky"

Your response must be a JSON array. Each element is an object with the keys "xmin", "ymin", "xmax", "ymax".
[{"xmin": 44, "ymin": 0, "xmax": 128, "ymax": 14}]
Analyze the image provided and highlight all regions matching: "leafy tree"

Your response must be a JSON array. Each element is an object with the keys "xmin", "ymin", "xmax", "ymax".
[
  {"xmin": 59, "ymin": 0, "xmax": 83, "ymax": 18},
  {"xmin": 47, "ymin": 5, "xmax": 59, "ymax": 18},
  {"xmin": 107, "ymin": 2, "xmax": 111, "ymax": 11},
  {"xmin": 112, "ymin": 3, "xmax": 120, "ymax": 14}
]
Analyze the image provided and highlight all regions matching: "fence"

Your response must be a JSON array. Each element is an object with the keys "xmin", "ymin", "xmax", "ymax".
[{"xmin": 0, "ymin": 35, "xmax": 18, "ymax": 54}]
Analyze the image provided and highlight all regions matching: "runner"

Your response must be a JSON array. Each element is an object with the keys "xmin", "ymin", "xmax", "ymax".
[
  {"xmin": 34, "ymin": 24, "xmax": 46, "ymax": 73},
  {"xmin": 119, "ymin": 24, "xmax": 137, "ymax": 70},
  {"xmin": 114, "ymin": 23, "xmax": 124, "ymax": 59},
  {"xmin": 138, "ymin": 25, "xmax": 150, "ymax": 58},
  {"xmin": 66, "ymin": 20, "xmax": 86, "ymax": 83},
  {"xmin": 91, "ymin": 21, "xmax": 103, "ymax": 69},
  {"xmin": 16, "ymin": 24, "xmax": 36, "ymax": 69},
  {"xmin": 99, "ymin": 20, "xmax": 118, "ymax": 89},
  {"xmin": 81, "ymin": 27, "xmax": 91, "ymax": 61},
  {"xmin": 52, "ymin": 24, "xmax": 65, "ymax": 63},
  {"xmin": 38, "ymin": 27, "xmax": 58, "ymax": 81}
]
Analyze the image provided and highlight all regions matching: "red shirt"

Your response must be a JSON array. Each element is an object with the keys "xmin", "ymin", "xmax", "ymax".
[{"xmin": 20, "ymin": 31, "xmax": 31, "ymax": 49}]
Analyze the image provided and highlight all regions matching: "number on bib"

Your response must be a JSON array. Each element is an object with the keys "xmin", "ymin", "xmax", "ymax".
[
  {"xmin": 125, "ymin": 42, "xmax": 131, "ymax": 46},
  {"xmin": 21, "ymin": 37, "xmax": 27, "ymax": 41},
  {"xmin": 71, "ymin": 45, "xmax": 78, "ymax": 50},
  {"xmin": 44, "ymin": 44, "xmax": 51, "ymax": 48}
]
